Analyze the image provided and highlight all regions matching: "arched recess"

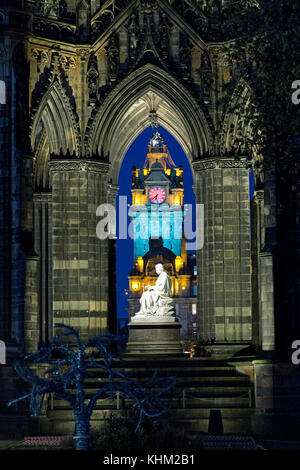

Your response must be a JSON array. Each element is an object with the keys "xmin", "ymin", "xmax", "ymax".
[
  {"xmin": 31, "ymin": 78, "xmax": 81, "ymax": 190},
  {"xmin": 86, "ymin": 64, "xmax": 214, "ymax": 184},
  {"xmin": 221, "ymin": 78, "xmax": 276, "ymax": 351},
  {"xmin": 29, "ymin": 77, "xmax": 80, "ymax": 346},
  {"xmin": 220, "ymin": 77, "xmax": 263, "ymax": 190}
]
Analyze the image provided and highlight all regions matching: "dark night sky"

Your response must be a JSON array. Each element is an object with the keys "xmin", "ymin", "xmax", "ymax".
[{"xmin": 116, "ymin": 126, "xmax": 254, "ymax": 320}]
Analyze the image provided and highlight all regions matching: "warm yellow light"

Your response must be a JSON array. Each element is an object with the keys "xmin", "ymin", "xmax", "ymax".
[
  {"xmin": 175, "ymin": 197, "xmax": 180, "ymax": 205},
  {"xmin": 132, "ymin": 282, "xmax": 139, "ymax": 290},
  {"xmin": 137, "ymin": 256, "xmax": 144, "ymax": 272},
  {"xmin": 135, "ymin": 197, "xmax": 140, "ymax": 205},
  {"xmin": 175, "ymin": 256, "xmax": 182, "ymax": 272}
]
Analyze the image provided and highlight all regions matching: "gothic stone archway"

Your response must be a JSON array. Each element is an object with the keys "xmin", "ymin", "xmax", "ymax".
[
  {"xmin": 85, "ymin": 64, "xmax": 253, "ymax": 345},
  {"xmin": 23, "ymin": 1, "xmax": 263, "ymax": 351}
]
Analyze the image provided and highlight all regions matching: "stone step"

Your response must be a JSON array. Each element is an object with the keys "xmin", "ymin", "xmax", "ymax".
[
  {"xmin": 47, "ymin": 407, "xmax": 253, "ymax": 419},
  {"xmin": 66, "ymin": 384, "xmax": 250, "ymax": 395},
  {"xmin": 91, "ymin": 356, "xmax": 256, "ymax": 367},
  {"xmin": 171, "ymin": 418, "xmax": 253, "ymax": 434},
  {"xmin": 42, "ymin": 408, "xmax": 255, "ymax": 436},
  {"xmin": 84, "ymin": 375, "xmax": 250, "ymax": 385},
  {"xmin": 51, "ymin": 395, "xmax": 251, "ymax": 410},
  {"xmin": 0, "ymin": 356, "xmax": 255, "ymax": 438},
  {"xmin": 84, "ymin": 367, "xmax": 244, "ymax": 377}
]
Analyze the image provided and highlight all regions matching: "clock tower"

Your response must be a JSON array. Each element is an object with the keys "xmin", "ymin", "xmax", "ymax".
[{"xmin": 127, "ymin": 128, "xmax": 197, "ymax": 344}]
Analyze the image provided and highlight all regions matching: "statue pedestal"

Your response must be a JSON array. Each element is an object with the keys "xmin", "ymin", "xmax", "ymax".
[{"xmin": 126, "ymin": 317, "xmax": 183, "ymax": 356}]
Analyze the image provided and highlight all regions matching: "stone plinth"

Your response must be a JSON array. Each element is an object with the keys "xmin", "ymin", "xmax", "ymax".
[{"xmin": 126, "ymin": 318, "xmax": 183, "ymax": 356}]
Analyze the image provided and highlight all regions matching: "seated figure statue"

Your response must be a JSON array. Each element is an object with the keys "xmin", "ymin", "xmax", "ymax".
[{"xmin": 132, "ymin": 263, "xmax": 175, "ymax": 320}]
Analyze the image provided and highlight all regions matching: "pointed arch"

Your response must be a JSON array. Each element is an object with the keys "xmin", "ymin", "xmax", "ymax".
[
  {"xmin": 86, "ymin": 64, "xmax": 214, "ymax": 183},
  {"xmin": 220, "ymin": 77, "xmax": 263, "ymax": 188},
  {"xmin": 30, "ymin": 78, "xmax": 80, "ymax": 156},
  {"xmin": 221, "ymin": 78, "xmax": 257, "ymax": 154}
]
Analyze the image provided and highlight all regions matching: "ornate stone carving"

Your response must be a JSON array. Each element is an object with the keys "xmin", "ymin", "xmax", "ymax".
[
  {"xmin": 140, "ymin": 0, "xmax": 158, "ymax": 14},
  {"xmin": 49, "ymin": 159, "xmax": 110, "ymax": 173},
  {"xmin": 33, "ymin": 18, "xmax": 75, "ymax": 42},
  {"xmin": 158, "ymin": 13, "xmax": 170, "ymax": 60},
  {"xmin": 76, "ymin": 0, "xmax": 90, "ymax": 43},
  {"xmin": 68, "ymin": 56, "xmax": 76, "ymax": 69},
  {"xmin": 85, "ymin": 62, "xmax": 215, "ymax": 160},
  {"xmin": 128, "ymin": 14, "xmax": 139, "ymax": 61},
  {"xmin": 87, "ymin": 52, "xmax": 99, "ymax": 105},
  {"xmin": 31, "ymin": 48, "xmax": 39, "ymax": 62},
  {"xmin": 192, "ymin": 160, "xmax": 216, "ymax": 171},
  {"xmin": 194, "ymin": 14, "xmax": 208, "ymax": 35},
  {"xmin": 33, "ymin": 193, "xmax": 52, "ymax": 204},
  {"xmin": 197, "ymin": 50, "xmax": 213, "ymax": 104},
  {"xmin": 60, "ymin": 54, "xmax": 68, "ymax": 69},
  {"xmin": 75, "ymin": 48, "xmax": 90, "ymax": 59},
  {"xmin": 30, "ymin": 57, "xmax": 81, "ymax": 157},
  {"xmin": 107, "ymin": 35, "xmax": 119, "ymax": 82},
  {"xmin": 255, "ymin": 190, "xmax": 264, "ymax": 201},
  {"xmin": 179, "ymin": 34, "xmax": 191, "ymax": 81},
  {"xmin": 34, "ymin": 0, "xmax": 59, "ymax": 19},
  {"xmin": 193, "ymin": 157, "xmax": 249, "ymax": 171},
  {"xmin": 41, "ymin": 50, "xmax": 49, "ymax": 65},
  {"xmin": 107, "ymin": 182, "xmax": 119, "ymax": 205},
  {"xmin": 218, "ymin": 158, "xmax": 249, "ymax": 169}
]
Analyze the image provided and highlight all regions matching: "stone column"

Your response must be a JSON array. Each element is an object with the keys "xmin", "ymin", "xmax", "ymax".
[
  {"xmin": 33, "ymin": 193, "xmax": 52, "ymax": 346},
  {"xmin": 251, "ymin": 190, "xmax": 263, "ymax": 348},
  {"xmin": 24, "ymin": 254, "xmax": 39, "ymax": 353},
  {"xmin": 251, "ymin": 187, "xmax": 275, "ymax": 352},
  {"xmin": 107, "ymin": 182, "xmax": 119, "ymax": 333},
  {"xmin": 0, "ymin": 41, "xmax": 10, "ymax": 341},
  {"xmin": 256, "ymin": 176, "xmax": 276, "ymax": 352},
  {"xmin": 259, "ymin": 253, "xmax": 275, "ymax": 351},
  {"xmin": 252, "ymin": 359, "xmax": 274, "ymax": 436},
  {"xmin": 49, "ymin": 159, "xmax": 110, "ymax": 342},
  {"xmin": 193, "ymin": 157, "xmax": 252, "ymax": 343}
]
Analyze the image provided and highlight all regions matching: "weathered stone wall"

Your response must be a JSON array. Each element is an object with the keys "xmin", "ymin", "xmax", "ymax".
[
  {"xmin": 0, "ymin": 39, "xmax": 11, "ymax": 341},
  {"xmin": 0, "ymin": 0, "xmax": 279, "ymax": 355},
  {"xmin": 24, "ymin": 255, "xmax": 39, "ymax": 352},
  {"xmin": 33, "ymin": 193, "xmax": 52, "ymax": 345},
  {"xmin": 193, "ymin": 158, "xmax": 252, "ymax": 342},
  {"xmin": 253, "ymin": 360, "xmax": 300, "ymax": 438},
  {"xmin": 50, "ymin": 160, "xmax": 110, "ymax": 341}
]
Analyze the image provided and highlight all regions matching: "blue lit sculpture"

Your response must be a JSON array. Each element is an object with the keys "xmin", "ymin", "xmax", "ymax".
[{"xmin": 8, "ymin": 324, "xmax": 176, "ymax": 450}]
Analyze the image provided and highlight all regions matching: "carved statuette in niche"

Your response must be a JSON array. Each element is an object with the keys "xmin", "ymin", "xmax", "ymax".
[{"xmin": 87, "ymin": 52, "xmax": 99, "ymax": 105}]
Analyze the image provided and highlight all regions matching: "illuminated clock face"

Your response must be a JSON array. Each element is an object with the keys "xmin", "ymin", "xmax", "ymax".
[{"xmin": 149, "ymin": 187, "xmax": 166, "ymax": 204}]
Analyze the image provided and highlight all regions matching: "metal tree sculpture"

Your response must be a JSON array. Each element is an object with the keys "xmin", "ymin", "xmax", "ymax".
[{"xmin": 8, "ymin": 324, "xmax": 176, "ymax": 450}]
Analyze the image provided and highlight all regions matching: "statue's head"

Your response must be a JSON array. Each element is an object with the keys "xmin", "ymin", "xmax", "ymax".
[{"xmin": 155, "ymin": 263, "xmax": 164, "ymax": 274}]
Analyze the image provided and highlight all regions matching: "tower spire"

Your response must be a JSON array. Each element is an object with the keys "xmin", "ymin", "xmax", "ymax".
[{"xmin": 144, "ymin": 126, "xmax": 176, "ymax": 170}]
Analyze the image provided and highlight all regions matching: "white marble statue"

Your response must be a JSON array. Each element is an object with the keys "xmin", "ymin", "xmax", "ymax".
[{"xmin": 132, "ymin": 263, "xmax": 175, "ymax": 321}]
